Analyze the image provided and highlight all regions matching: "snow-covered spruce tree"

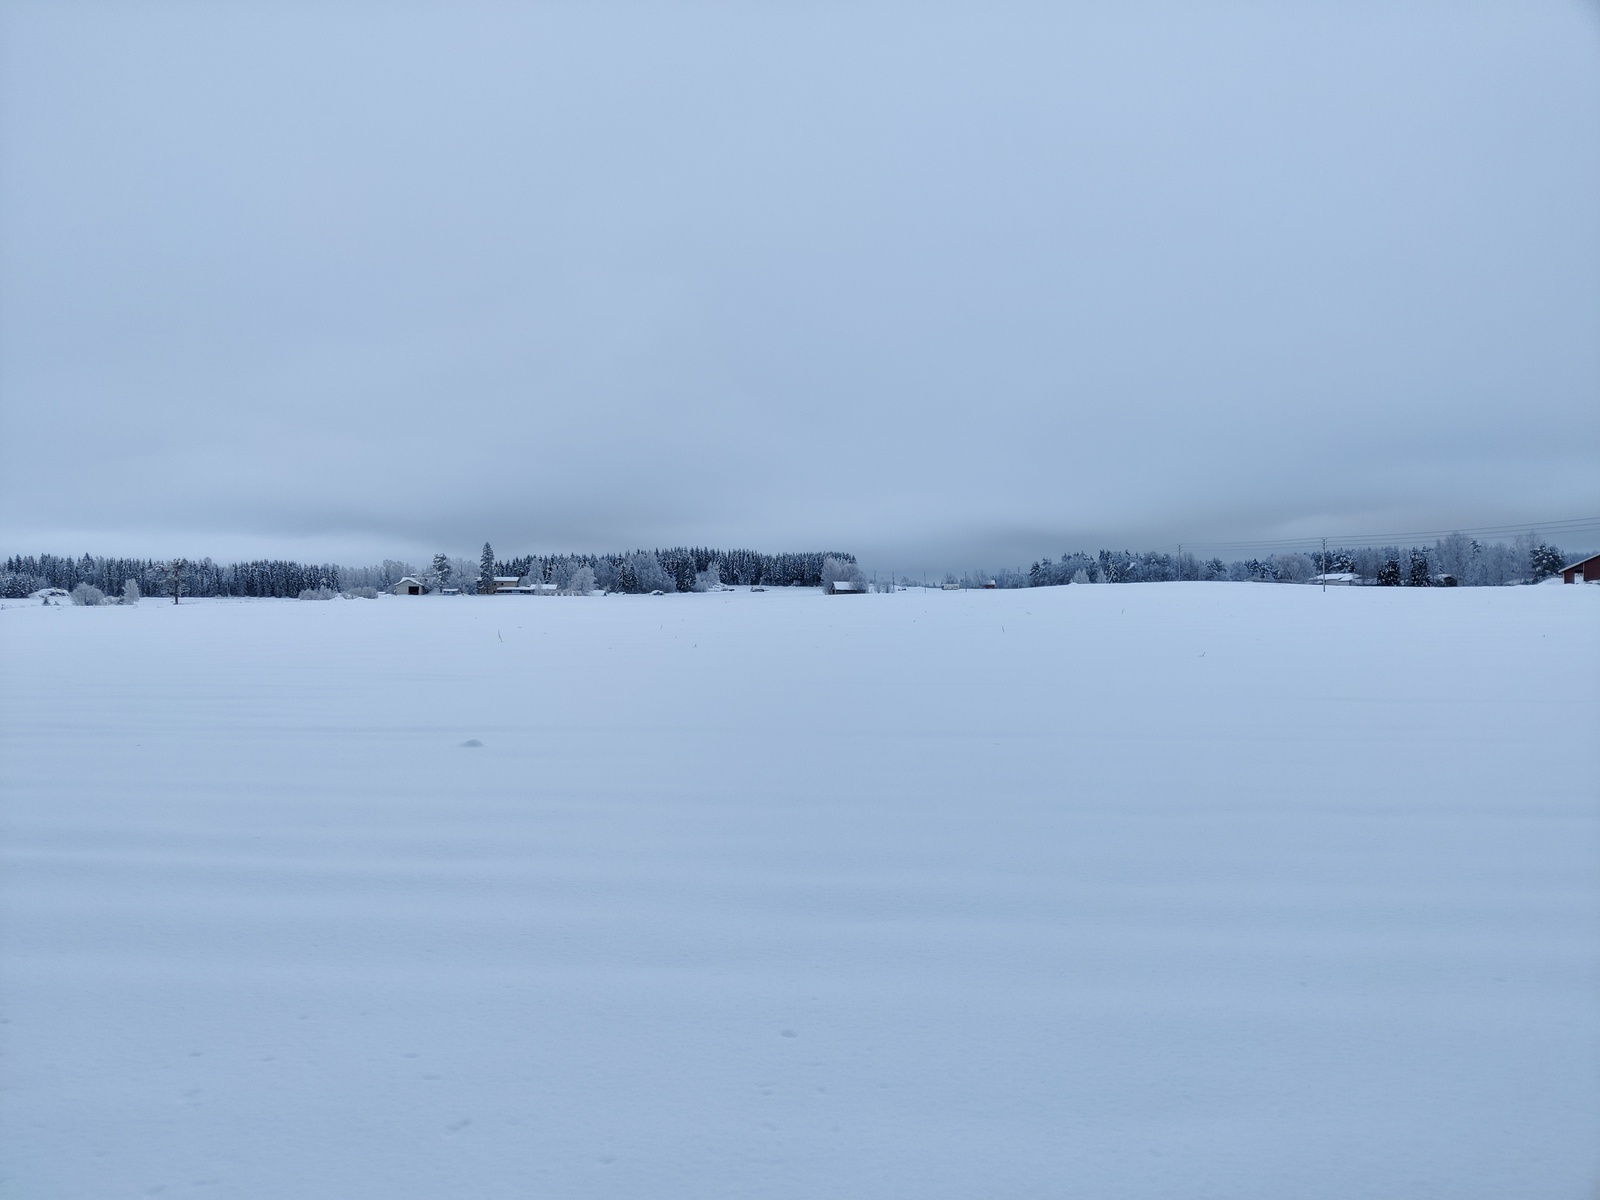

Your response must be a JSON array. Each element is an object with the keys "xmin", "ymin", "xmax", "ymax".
[
  {"xmin": 1407, "ymin": 549, "xmax": 1432, "ymax": 587},
  {"xmin": 161, "ymin": 558, "xmax": 189, "ymax": 603},
  {"xmin": 614, "ymin": 556, "xmax": 637, "ymax": 594},
  {"xmin": 123, "ymin": 579, "xmax": 140, "ymax": 604},
  {"xmin": 1377, "ymin": 556, "xmax": 1402, "ymax": 586},
  {"xmin": 1529, "ymin": 542, "xmax": 1565, "ymax": 581},
  {"xmin": 1, "ymin": 572, "xmax": 43, "ymax": 598},
  {"xmin": 479, "ymin": 543, "xmax": 495, "ymax": 594}
]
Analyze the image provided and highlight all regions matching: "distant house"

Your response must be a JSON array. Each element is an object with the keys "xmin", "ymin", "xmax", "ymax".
[
  {"xmin": 493, "ymin": 581, "xmax": 557, "ymax": 595},
  {"xmin": 1311, "ymin": 573, "xmax": 1358, "ymax": 586},
  {"xmin": 941, "ymin": 583, "xmax": 961, "ymax": 591},
  {"xmin": 393, "ymin": 576, "xmax": 427, "ymax": 596},
  {"xmin": 488, "ymin": 576, "xmax": 522, "ymax": 594},
  {"xmin": 982, "ymin": 580, "xmax": 997, "ymax": 589},
  {"xmin": 1561, "ymin": 553, "xmax": 1600, "ymax": 584},
  {"xmin": 826, "ymin": 580, "xmax": 865, "ymax": 595}
]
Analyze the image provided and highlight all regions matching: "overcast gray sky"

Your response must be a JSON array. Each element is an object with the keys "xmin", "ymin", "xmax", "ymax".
[{"xmin": 2, "ymin": 1, "xmax": 1597, "ymax": 573}]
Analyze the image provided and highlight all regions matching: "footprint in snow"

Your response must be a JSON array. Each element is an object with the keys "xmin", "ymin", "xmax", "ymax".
[{"xmin": 460, "ymin": 739, "xmax": 483, "ymax": 748}]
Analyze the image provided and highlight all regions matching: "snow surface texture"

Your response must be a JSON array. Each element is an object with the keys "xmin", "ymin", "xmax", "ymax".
[{"xmin": 2, "ymin": 585, "xmax": 1597, "ymax": 1199}]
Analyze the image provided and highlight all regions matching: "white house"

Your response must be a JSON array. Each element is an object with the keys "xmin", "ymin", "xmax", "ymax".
[
  {"xmin": 393, "ymin": 576, "xmax": 427, "ymax": 596},
  {"xmin": 493, "ymin": 581, "xmax": 558, "ymax": 595}
]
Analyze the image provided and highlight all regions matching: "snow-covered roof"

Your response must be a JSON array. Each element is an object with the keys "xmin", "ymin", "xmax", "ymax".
[
  {"xmin": 492, "ymin": 576, "xmax": 520, "ymax": 583},
  {"xmin": 830, "ymin": 580, "xmax": 864, "ymax": 591},
  {"xmin": 395, "ymin": 576, "xmax": 424, "ymax": 585}
]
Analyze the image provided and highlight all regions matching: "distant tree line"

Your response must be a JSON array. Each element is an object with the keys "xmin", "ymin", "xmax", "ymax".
[
  {"xmin": 1018, "ymin": 533, "xmax": 1571, "ymax": 589},
  {"xmin": 1, "ymin": 554, "xmax": 351, "ymax": 600},
  {"xmin": 477, "ymin": 546, "xmax": 854, "ymax": 594},
  {"xmin": 2, "ymin": 547, "xmax": 857, "ymax": 599}
]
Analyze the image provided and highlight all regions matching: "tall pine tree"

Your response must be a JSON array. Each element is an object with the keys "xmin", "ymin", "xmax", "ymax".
[{"xmin": 479, "ymin": 543, "xmax": 495, "ymax": 594}]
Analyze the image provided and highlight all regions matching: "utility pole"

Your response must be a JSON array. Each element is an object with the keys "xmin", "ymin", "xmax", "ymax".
[
  {"xmin": 1177, "ymin": 543, "xmax": 1183, "ymax": 581},
  {"xmin": 1322, "ymin": 537, "xmax": 1327, "ymax": 592}
]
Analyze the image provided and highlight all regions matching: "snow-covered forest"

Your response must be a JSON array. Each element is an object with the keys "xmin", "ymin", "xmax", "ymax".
[
  {"xmin": 2, "ymin": 532, "xmax": 1580, "ymax": 601},
  {"xmin": 1013, "ymin": 532, "xmax": 1572, "ymax": 588},
  {"xmin": 0, "ymin": 547, "xmax": 856, "ymax": 599}
]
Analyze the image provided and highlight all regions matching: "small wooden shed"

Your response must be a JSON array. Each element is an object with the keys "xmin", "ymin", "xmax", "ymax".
[{"xmin": 1560, "ymin": 553, "xmax": 1600, "ymax": 584}]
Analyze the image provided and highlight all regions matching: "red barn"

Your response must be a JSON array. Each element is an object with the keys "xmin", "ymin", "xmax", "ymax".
[{"xmin": 1560, "ymin": 553, "xmax": 1600, "ymax": 584}]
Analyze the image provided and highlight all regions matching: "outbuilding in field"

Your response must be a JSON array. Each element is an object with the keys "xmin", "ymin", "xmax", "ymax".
[
  {"xmin": 1311, "ymin": 572, "xmax": 1358, "ymax": 586},
  {"xmin": 826, "ymin": 580, "xmax": 865, "ymax": 595},
  {"xmin": 493, "ymin": 581, "xmax": 558, "ymax": 595},
  {"xmin": 1560, "ymin": 553, "xmax": 1600, "ymax": 584},
  {"xmin": 393, "ymin": 576, "xmax": 427, "ymax": 596}
]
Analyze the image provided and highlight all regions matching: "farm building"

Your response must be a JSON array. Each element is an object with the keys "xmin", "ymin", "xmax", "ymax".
[
  {"xmin": 393, "ymin": 577, "xmax": 427, "ymax": 596},
  {"xmin": 826, "ymin": 580, "xmax": 865, "ymax": 595},
  {"xmin": 493, "ymin": 581, "xmax": 558, "ymax": 595},
  {"xmin": 1560, "ymin": 553, "xmax": 1600, "ymax": 584}
]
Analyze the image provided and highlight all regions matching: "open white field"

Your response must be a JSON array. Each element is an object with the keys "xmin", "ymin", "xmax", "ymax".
[{"xmin": 2, "ymin": 583, "xmax": 1597, "ymax": 1198}]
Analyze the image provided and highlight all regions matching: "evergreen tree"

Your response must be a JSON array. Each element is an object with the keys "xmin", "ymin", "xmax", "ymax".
[
  {"xmin": 1407, "ymin": 549, "xmax": 1431, "ymax": 587},
  {"xmin": 479, "ymin": 543, "xmax": 495, "ymax": 594},
  {"xmin": 1528, "ymin": 542, "xmax": 1565, "ymax": 581},
  {"xmin": 1377, "ymin": 556, "xmax": 1402, "ymax": 586}
]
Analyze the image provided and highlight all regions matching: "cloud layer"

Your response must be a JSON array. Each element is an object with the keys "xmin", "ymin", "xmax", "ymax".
[{"xmin": 3, "ymin": 3, "xmax": 1597, "ymax": 572}]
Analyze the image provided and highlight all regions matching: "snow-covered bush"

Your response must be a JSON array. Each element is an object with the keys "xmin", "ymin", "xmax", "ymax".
[
  {"xmin": 1071, "ymin": 568, "xmax": 1091, "ymax": 584},
  {"xmin": 298, "ymin": 586, "xmax": 337, "ymax": 600},
  {"xmin": 694, "ymin": 560, "xmax": 721, "ymax": 592},
  {"xmin": 563, "ymin": 566, "xmax": 596, "ymax": 596},
  {"xmin": 344, "ymin": 586, "xmax": 379, "ymax": 599},
  {"xmin": 612, "ymin": 552, "xmax": 672, "ymax": 594},
  {"xmin": 123, "ymin": 579, "xmax": 140, "ymax": 604},
  {"xmin": 1269, "ymin": 553, "xmax": 1315, "ymax": 583},
  {"xmin": 70, "ymin": 583, "xmax": 107, "ymax": 606}
]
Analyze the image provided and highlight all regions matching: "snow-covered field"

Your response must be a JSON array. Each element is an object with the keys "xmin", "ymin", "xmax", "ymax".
[{"xmin": 2, "ymin": 583, "xmax": 1596, "ymax": 1198}]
